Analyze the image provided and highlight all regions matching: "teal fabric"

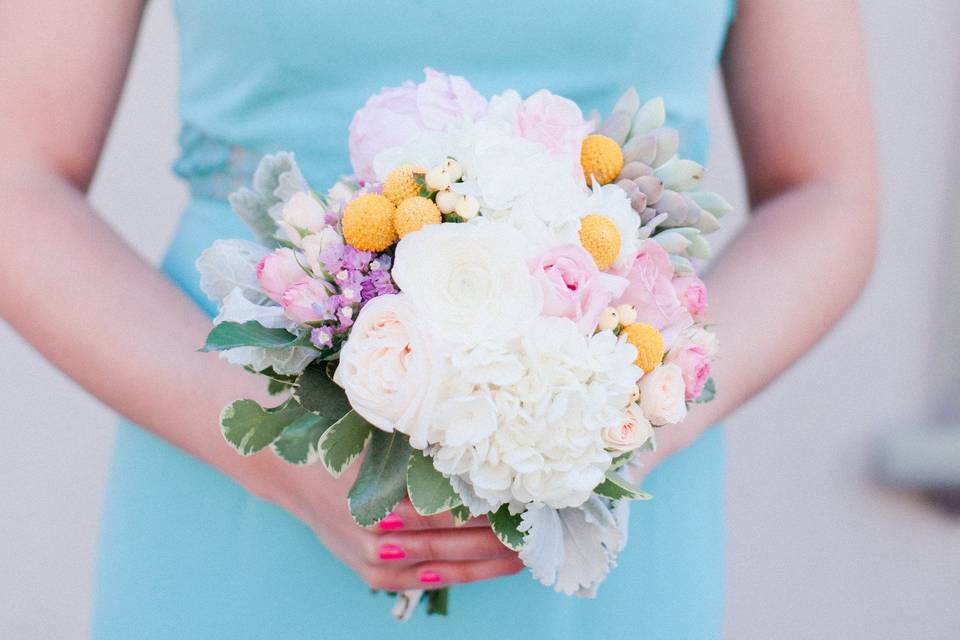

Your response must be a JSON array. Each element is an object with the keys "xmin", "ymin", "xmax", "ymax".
[{"xmin": 94, "ymin": 1, "xmax": 734, "ymax": 637}]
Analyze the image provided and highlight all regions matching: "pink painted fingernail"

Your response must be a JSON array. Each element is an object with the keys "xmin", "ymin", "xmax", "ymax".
[
  {"xmin": 378, "ymin": 512, "xmax": 404, "ymax": 530},
  {"xmin": 419, "ymin": 571, "xmax": 442, "ymax": 584},
  {"xmin": 378, "ymin": 544, "xmax": 406, "ymax": 561}
]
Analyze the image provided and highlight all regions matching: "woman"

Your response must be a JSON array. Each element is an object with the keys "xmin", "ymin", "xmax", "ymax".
[{"xmin": 0, "ymin": 0, "xmax": 877, "ymax": 637}]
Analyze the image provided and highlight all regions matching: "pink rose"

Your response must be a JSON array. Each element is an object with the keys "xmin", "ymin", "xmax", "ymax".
[
  {"xmin": 515, "ymin": 90, "xmax": 594, "ymax": 157},
  {"xmin": 416, "ymin": 67, "xmax": 488, "ymax": 130},
  {"xmin": 279, "ymin": 279, "xmax": 330, "ymax": 325},
  {"xmin": 666, "ymin": 340, "xmax": 712, "ymax": 401},
  {"xmin": 348, "ymin": 69, "xmax": 487, "ymax": 182},
  {"xmin": 673, "ymin": 276, "xmax": 708, "ymax": 320},
  {"xmin": 613, "ymin": 240, "xmax": 693, "ymax": 348},
  {"xmin": 530, "ymin": 245, "xmax": 628, "ymax": 334},
  {"xmin": 257, "ymin": 248, "xmax": 307, "ymax": 303}
]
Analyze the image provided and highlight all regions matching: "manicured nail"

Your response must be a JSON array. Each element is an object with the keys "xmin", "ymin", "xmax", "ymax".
[
  {"xmin": 378, "ymin": 544, "xmax": 406, "ymax": 561},
  {"xmin": 419, "ymin": 571, "xmax": 442, "ymax": 584},
  {"xmin": 378, "ymin": 512, "xmax": 404, "ymax": 531}
]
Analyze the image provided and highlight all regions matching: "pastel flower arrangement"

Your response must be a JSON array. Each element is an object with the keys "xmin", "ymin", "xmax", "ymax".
[{"xmin": 198, "ymin": 68, "xmax": 728, "ymax": 619}]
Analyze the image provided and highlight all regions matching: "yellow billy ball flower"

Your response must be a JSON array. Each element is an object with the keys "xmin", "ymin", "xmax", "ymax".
[
  {"xmin": 342, "ymin": 193, "xmax": 398, "ymax": 251},
  {"xmin": 382, "ymin": 164, "xmax": 426, "ymax": 206},
  {"xmin": 580, "ymin": 134, "xmax": 624, "ymax": 186},
  {"xmin": 621, "ymin": 323, "xmax": 665, "ymax": 373},
  {"xmin": 394, "ymin": 196, "xmax": 442, "ymax": 238},
  {"xmin": 579, "ymin": 214, "xmax": 621, "ymax": 271}
]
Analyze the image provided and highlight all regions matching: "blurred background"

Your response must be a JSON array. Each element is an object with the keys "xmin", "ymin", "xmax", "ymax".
[{"xmin": 2, "ymin": 1, "xmax": 959, "ymax": 637}]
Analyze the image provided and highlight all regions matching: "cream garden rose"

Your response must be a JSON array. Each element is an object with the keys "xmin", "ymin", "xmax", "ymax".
[
  {"xmin": 333, "ymin": 294, "xmax": 439, "ymax": 447},
  {"xmin": 602, "ymin": 404, "xmax": 655, "ymax": 452},
  {"xmin": 639, "ymin": 363, "xmax": 688, "ymax": 425}
]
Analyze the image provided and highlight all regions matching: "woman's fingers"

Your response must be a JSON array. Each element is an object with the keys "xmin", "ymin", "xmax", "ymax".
[
  {"xmin": 369, "ymin": 527, "xmax": 516, "ymax": 564},
  {"xmin": 364, "ymin": 556, "xmax": 525, "ymax": 592},
  {"xmin": 373, "ymin": 500, "xmax": 488, "ymax": 531}
]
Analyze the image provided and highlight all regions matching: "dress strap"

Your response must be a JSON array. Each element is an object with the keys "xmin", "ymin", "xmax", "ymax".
[{"xmin": 172, "ymin": 124, "xmax": 263, "ymax": 201}]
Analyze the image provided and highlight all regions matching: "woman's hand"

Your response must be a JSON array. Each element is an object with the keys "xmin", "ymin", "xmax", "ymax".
[{"xmin": 273, "ymin": 461, "xmax": 523, "ymax": 591}]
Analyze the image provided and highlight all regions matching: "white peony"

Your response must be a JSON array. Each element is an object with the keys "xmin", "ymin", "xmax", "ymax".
[
  {"xmin": 333, "ymin": 294, "xmax": 440, "ymax": 447},
  {"xmin": 639, "ymin": 363, "xmax": 688, "ymax": 425},
  {"xmin": 390, "ymin": 222, "xmax": 542, "ymax": 344},
  {"xmin": 429, "ymin": 317, "xmax": 642, "ymax": 510},
  {"xmin": 582, "ymin": 182, "xmax": 641, "ymax": 269}
]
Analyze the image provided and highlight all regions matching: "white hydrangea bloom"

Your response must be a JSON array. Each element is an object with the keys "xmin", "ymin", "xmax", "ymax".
[{"xmin": 429, "ymin": 318, "xmax": 641, "ymax": 510}]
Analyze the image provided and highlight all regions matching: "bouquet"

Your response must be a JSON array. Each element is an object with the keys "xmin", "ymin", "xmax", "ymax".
[{"xmin": 197, "ymin": 68, "xmax": 727, "ymax": 620}]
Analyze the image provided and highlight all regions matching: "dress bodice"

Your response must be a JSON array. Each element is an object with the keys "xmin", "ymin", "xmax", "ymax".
[{"xmin": 173, "ymin": 0, "xmax": 735, "ymax": 189}]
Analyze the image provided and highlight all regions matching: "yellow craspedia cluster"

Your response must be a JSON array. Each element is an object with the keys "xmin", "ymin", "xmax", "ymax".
[
  {"xmin": 342, "ymin": 193, "xmax": 398, "ymax": 251},
  {"xmin": 579, "ymin": 214, "xmax": 621, "ymax": 271},
  {"xmin": 580, "ymin": 134, "xmax": 624, "ymax": 186},
  {"xmin": 382, "ymin": 164, "xmax": 426, "ymax": 206},
  {"xmin": 394, "ymin": 196, "xmax": 441, "ymax": 238},
  {"xmin": 621, "ymin": 323, "xmax": 665, "ymax": 373}
]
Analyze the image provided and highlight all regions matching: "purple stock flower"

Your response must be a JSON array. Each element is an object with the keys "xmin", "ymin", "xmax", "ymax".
[{"xmin": 310, "ymin": 326, "xmax": 335, "ymax": 349}]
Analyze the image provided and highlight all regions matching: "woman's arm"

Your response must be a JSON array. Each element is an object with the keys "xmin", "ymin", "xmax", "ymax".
[
  {"xmin": 639, "ymin": 0, "xmax": 879, "ymax": 470},
  {"xmin": 0, "ymin": 0, "xmax": 520, "ymax": 591}
]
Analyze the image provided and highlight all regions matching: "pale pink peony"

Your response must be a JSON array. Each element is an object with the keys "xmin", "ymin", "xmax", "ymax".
[
  {"xmin": 530, "ymin": 244, "xmax": 627, "ymax": 334},
  {"xmin": 257, "ymin": 248, "xmax": 307, "ymax": 303},
  {"xmin": 673, "ymin": 276, "xmax": 708, "ymax": 321},
  {"xmin": 666, "ymin": 340, "xmax": 712, "ymax": 401},
  {"xmin": 348, "ymin": 69, "xmax": 487, "ymax": 182},
  {"xmin": 515, "ymin": 89, "xmax": 594, "ymax": 157},
  {"xmin": 279, "ymin": 279, "xmax": 329, "ymax": 325},
  {"xmin": 613, "ymin": 240, "xmax": 693, "ymax": 348},
  {"xmin": 416, "ymin": 67, "xmax": 488, "ymax": 130}
]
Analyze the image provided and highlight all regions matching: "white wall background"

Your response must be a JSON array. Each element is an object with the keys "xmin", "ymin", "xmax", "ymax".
[{"xmin": 2, "ymin": 2, "xmax": 959, "ymax": 638}]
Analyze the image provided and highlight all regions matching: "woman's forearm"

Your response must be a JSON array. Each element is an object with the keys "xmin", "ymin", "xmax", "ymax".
[
  {"xmin": 649, "ymin": 179, "xmax": 877, "ymax": 458},
  {"xmin": 1, "ymin": 167, "xmax": 288, "ymax": 496}
]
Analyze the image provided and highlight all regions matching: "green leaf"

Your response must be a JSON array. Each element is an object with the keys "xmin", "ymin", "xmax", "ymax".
[
  {"xmin": 347, "ymin": 430, "xmax": 412, "ymax": 526},
  {"xmin": 271, "ymin": 412, "xmax": 330, "ymax": 465},
  {"xmin": 406, "ymin": 450, "xmax": 462, "ymax": 516},
  {"xmin": 610, "ymin": 451, "xmax": 634, "ymax": 470},
  {"xmin": 267, "ymin": 378, "xmax": 294, "ymax": 395},
  {"xmin": 489, "ymin": 505, "xmax": 526, "ymax": 551},
  {"xmin": 450, "ymin": 505, "xmax": 472, "ymax": 527},
  {"xmin": 593, "ymin": 470, "xmax": 653, "ymax": 501},
  {"xmin": 220, "ymin": 398, "xmax": 305, "ymax": 456},
  {"xmin": 293, "ymin": 365, "xmax": 352, "ymax": 419},
  {"xmin": 691, "ymin": 377, "xmax": 716, "ymax": 404},
  {"xmin": 317, "ymin": 411, "xmax": 373, "ymax": 477},
  {"xmin": 201, "ymin": 321, "xmax": 301, "ymax": 352}
]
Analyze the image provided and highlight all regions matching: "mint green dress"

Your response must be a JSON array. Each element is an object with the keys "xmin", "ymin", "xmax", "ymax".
[{"xmin": 93, "ymin": 2, "xmax": 735, "ymax": 637}]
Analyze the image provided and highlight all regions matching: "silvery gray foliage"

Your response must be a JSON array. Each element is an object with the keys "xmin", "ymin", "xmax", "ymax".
[
  {"xmin": 196, "ymin": 239, "xmax": 316, "ymax": 375},
  {"xmin": 447, "ymin": 473, "xmax": 501, "ymax": 517},
  {"xmin": 518, "ymin": 495, "xmax": 629, "ymax": 597},
  {"xmin": 227, "ymin": 152, "xmax": 309, "ymax": 246}
]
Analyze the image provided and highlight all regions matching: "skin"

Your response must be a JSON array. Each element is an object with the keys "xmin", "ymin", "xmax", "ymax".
[{"xmin": 0, "ymin": 0, "xmax": 877, "ymax": 592}]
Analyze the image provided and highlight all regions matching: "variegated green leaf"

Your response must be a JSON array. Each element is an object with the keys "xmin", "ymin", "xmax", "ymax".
[
  {"xmin": 317, "ymin": 411, "xmax": 373, "ymax": 477},
  {"xmin": 406, "ymin": 450, "xmax": 462, "ymax": 516}
]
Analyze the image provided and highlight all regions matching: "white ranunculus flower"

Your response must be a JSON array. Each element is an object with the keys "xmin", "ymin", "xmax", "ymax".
[
  {"xmin": 639, "ymin": 363, "xmax": 687, "ymax": 425},
  {"xmin": 583, "ymin": 182, "xmax": 641, "ymax": 269},
  {"xmin": 300, "ymin": 227, "xmax": 343, "ymax": 273},
  {"xmin": 390, "ymin": 222, "xmax": 542, "ymax": 344},
  {"xmin": 333, "ymin": 294, "xmax": 440, "ymax": 447},
  {"xmin": 277, "ymin": 191, "xmax": 327, "ymax": 245},
  {"xmin": 602, "ymin": 404, "xmax": 655, "ymax": 452},
  {"xmin": 681, "ymin": 325, "xmax": 719, "ymax": 359}
]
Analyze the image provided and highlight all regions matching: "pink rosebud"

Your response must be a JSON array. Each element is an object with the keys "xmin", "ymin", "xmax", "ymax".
[
  {"xmin": 613, "ymin": 240, "xmax": 693, "ymax": 348},
  {"xmin": 515, "ymin": 89, "xmax": 594, "ymax": 158},
  {"xmin": 257, "ymin": 248, "xmax": 306, "ymax": 303},
  {"xmin": 673, "ymin": 276, "xmax": 708, "ymax": 321},
  {"xmin": 530, "ymin": 244, "xmax": 628, "ymax": 334},
  {"xmin": 666, "ymin": 341, "xmax": 712, "ymax": 401},
  {"xmin": 279, "ymin": 279, "xmax": 330, "ymax": 325}
]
